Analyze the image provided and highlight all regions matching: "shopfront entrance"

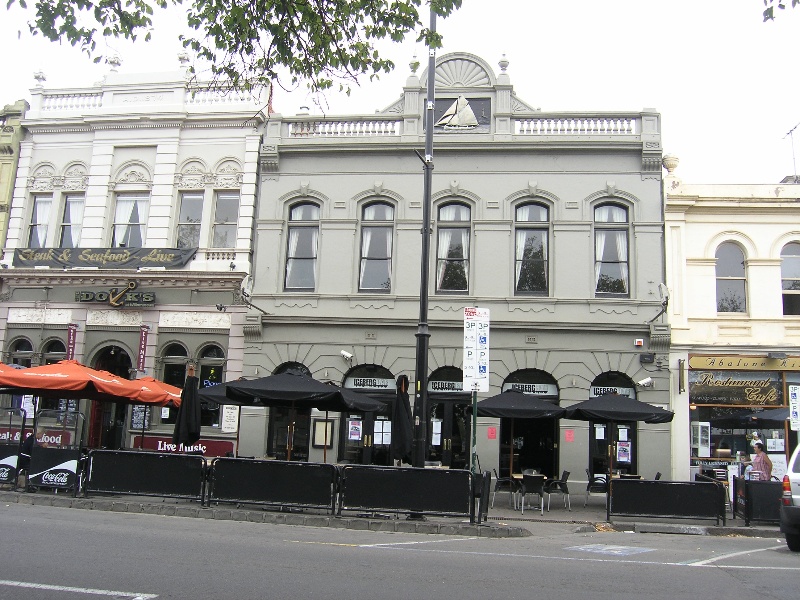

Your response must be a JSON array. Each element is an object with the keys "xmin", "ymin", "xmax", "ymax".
[
  {"xmin": 88, "ymin": 345, "xmax": 133, "ymax": 450},
  {"xmin": 267, "ymin": 406, "xmax": 311, "ymax": 461},
  {"xmin": 426, "ymin": 367, "xmax": 471, "ymax": 469},
  {"xmin": 339, "ymin": 365, "xmax": 394, "ymax": 465}
]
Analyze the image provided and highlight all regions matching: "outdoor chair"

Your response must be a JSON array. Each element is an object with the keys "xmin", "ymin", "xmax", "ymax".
[
  {"xmin": 519, "ymin": 473, "xmax": 546, "ymax": 516},
  {"xmin": 584, "ymin": 468, "xmax": 608, "ymax": 507},
  {"xmin": 544, "ymin": 470, "xmax": 571, "ymax": 511},
  {"xmin": 491, "ymin": 468, "xmax": 517, "ymax": 509}
]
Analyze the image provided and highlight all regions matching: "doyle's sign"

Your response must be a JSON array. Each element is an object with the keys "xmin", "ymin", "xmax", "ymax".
[
  {"xmin": 13, "ymin": 247, "xmax": 196, "ymax": 269},
  {"xmin": 75, "ymin": 281, "xmax": 155, "ymax": 308}
]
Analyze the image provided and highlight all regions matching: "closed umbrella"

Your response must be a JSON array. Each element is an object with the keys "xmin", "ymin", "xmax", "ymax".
[
  {"xmin": 391, "ymin": 375, "xmax": 413, "ymax": 465},
  {"xmin": 172, "ymin": 367, "xmax": 201, "ymax": 448}
]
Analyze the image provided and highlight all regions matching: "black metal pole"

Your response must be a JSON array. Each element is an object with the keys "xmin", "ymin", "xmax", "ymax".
[{"xmin": 412, "ymin": 9, "xmax": 437, "ymax": 469}]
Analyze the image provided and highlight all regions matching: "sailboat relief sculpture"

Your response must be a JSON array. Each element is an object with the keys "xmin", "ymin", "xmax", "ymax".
[{"xmin": 436, "ymin": 96, "xmax": 479, "ymax": 129}]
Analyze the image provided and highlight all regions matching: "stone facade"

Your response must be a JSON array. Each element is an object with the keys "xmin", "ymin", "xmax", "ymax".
[
  {"xmin": 0, "ymin": 66, "xmax": 267, "ymax": 453},
  {"xmin": 246, "ymin": 53, "xmax": 671, "ymax": 480},
  {"xmin": 0, "ymin": 100, "xmax": 28, "ymax": 249}
]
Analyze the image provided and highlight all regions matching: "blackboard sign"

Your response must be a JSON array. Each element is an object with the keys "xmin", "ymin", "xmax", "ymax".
[{"xmin": 131, "ymin": 406, "xmax": 151, "ymax": 430}]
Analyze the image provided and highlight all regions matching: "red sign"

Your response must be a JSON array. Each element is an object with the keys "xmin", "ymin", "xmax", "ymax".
[
  {"xmin": 66, "ymin": 323, "xmax": 78, "ymax": 360},
  {"xmin": 132, "ymin": 435, "xmax": 235, "ymax": 457},
  {"xmin": 564, "ymin": 429, "xmax": 575, "ymax": 443},
  {"xmin": 137, "ymin": 325, "xmax": 149, "ymax": 372},
  {"xmin": 0, "ymin": 428, "xmax": 73, "ymax": 446},
  {"xmin": 487, "ymin": 427, "xmax": 497, "ymax": 440}
]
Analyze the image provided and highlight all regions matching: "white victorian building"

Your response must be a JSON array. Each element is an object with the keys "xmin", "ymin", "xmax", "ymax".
[{"xmin": 664, "ymin": 156, "xmax": 800, "ymax": 482}]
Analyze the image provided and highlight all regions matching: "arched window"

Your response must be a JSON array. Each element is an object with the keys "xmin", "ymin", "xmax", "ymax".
[
  {"xmin": 781, "ymin": 242, "xmax": 800, "ymax": 315},
  {"xmin": 198, "ymin": 345, "xmax": 225, "ymax": 427},
  {"xmin": 515, "ymin": 202, "xmax": 549, "ymax": 295},
  {"xmin": 274, "ymin": 362, "xmax": 312, "ymax": 376},
  {"xmin": 436, "ymin": 202, "xmax": 470, "ymax": 293},
  {"xmin": 9, "ymin": 339, "xmax": 34, "ymax": 368},
  {"xmin": 359, "ymin": 202, "xmax": 394, "ymax": 292},
  {"xmin": 42, "ymin": 340, "xmax": 67, "ymax": 365},
  {"xmin": 594, "ymin": 203, "xmax": 629, "ymax": 296},
  {"xmin": 715, "ymin": 242, "xmax": 746, "ymax": 313},
  {"xmin": 161, "ymin": 343, "xmax": 189, "ymax": 389},
  {"xmin": 285, "ymin": 202, "xmax": 320, "ymax": 291}
]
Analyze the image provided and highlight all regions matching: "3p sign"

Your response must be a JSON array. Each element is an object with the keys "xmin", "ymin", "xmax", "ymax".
[{"xmin": 463, "ymin": 307, "xmax": 490, "ymax": 392}]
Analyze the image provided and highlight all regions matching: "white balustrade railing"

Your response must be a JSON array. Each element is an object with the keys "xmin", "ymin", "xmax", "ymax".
[
  {"xmin": 289, "ymin": 119, "xmax": 400, "ymax": 137},
  {"xmin": 515, "ymin": 116, "xmax": 638, "ymax": 135},
  {"xmin": 41, "ymin": 93, "xmax": 103, "ymax": 111}
]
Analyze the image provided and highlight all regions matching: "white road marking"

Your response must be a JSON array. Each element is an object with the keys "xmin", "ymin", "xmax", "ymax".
[
  {"xmin": 0, "ymin": 579, "xmax": 157, "ymax": 599},
  {"xmin": 688, "ymin": 544, "xmax": 786, "ymax": 566},
  {"xmin": 366, "ymin": 546, "xmax": 800, "ymax": 571}
]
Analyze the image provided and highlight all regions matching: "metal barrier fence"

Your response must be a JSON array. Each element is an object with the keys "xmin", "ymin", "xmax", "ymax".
[
  {"xmin": 27, "ymin": 446, "xmax": 83, "ymax": 494},
  {"xmin": 732, "ymin": 476, "xmax": 783, "ymax": 526},
  {"xmin": 208, "ymin": 458, "xmax": 338, "ymax": 511},
  {"xmin": 85, "ymin": 450, "xmax": 205, "ymax": 503},
  {"xmin": 0, "ymin": 408, "xmax": 27, "ymax": 488},
  {"xmin": 338, "ymin": 465, "xmax": 476, "ymax": 522},
  {"xmin": 608, "ymin": 479, "xmax": 726, "ymax": 525}
]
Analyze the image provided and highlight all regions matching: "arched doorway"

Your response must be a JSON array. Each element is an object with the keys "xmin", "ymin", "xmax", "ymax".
[
  {"xmin": 267, "ymin": 362, "xmax": 313, "ymax": 462},
  {"xmin": 88, "ymin": 345, "xmax": 133, "ymax": 449},
  {"xmin": 588, "ymin": 371, "xmax": 638, "ymax": 477},
  {"xmin": 500, "ymin": 369, "xmax": 560, "ymax": 478},
  {"xmin": 427, "ymin": 366, "xmax": 471, "ymax": 469},
  {"xmin": 340, "ymin": 364, "xmax": 394, "ymax": 465}
]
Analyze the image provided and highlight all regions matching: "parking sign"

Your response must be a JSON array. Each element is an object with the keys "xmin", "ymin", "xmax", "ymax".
[{"xmin": 463, "ymin": 307, "xmax": 490, "ymax": 392}]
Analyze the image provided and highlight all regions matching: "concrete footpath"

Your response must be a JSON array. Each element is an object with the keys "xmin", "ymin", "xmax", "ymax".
[{"xmin": 0, "ymin": 488, "xmax": 783, "ymax": 541}]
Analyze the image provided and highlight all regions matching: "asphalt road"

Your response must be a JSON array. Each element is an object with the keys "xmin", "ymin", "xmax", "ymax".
[{"xmin": 0, "ymin": 503, "xmax": 797, "ymax": 600}]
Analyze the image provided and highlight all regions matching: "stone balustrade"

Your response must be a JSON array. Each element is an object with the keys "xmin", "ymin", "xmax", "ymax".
[
  {"xmin": 40, "ymin": 93, "xmax": 103, "ymax": 111},
  {"xmin": 288, "ymin": 118, "xmax": 401, "ymax": 137},
  {"xmin": 515, "ymin": 116, "xmax": 638, "ymax": 135}
]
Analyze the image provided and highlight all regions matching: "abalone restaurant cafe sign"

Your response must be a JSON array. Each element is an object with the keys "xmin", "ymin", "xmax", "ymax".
[{"xmin": 13, "ymin": 247, "xmax": 196, "ymax": 269}]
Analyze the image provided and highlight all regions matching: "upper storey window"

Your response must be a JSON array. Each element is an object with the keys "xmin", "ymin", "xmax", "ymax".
[
  {"xmin": 112, "ymin": 193, "xmax": 149, "ymax": 248},
  {"xmin": 359, "ymin": 202, "xmax": 394, "ymax": 293},
  {"xmin": 594, "ymin": 204, "xmax": 629, "ymax": 297},
  {"xmin": 28, "ymin": 195, "xmax": 52, "ymax": 248},
  {"xmin": 59, "ymin": 194, "xmax": 84, "ymax": 248},
  {"xmin": 515, "ymin": 203, "xmax": 549, "ymax": 295},
  {"xmin": 285, "ymin": 202, "xmax": 320, "ymax": 291},
  {"xmin": 436, "ymin": 203, "xmax": 470, "ymax": 293},
  {"xmin": 781, "ymin": 242, "xmax": 800, "ymax": 315},
  {"xmin": 715, "ymin": 242, "xmax": 747, "ymax": 313},
  {"xmin": 212, "ymin": 191, "xmax": 240, "ymax": 248},
  {"xmin": 177, "ymin": 192, "xmax": 203, "ymax": 249}
]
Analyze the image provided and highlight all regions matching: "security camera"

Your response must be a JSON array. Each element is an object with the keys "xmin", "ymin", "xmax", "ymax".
[
  {"xmin": 637, "ymin": 377, "xmax": 653, "ymax": 387},
  {"xmin": 340, "ymin": 350, "xmax": 353, "ymax": 361}
]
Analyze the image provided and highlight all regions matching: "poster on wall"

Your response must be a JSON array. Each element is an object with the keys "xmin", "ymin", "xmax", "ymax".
[
  {"xmin": 221, "ymin": 405, "xmax": 239, "ymax": 434},
  {"xmin": 348, "ymin": 419, "xmax": 362, "ymax": 441},
  {"xmin": 616, "ymin": 441, "xmax": 631, "ymax": 463}
]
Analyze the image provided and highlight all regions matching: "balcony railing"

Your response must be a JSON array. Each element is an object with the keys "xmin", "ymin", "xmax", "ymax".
[
  {"xmin": 515, "ymin": 116, "xmax": 638, "ymax": 135},
  {"xmin": 41, "ymin": 93, "xmax": 103, "ymax": 112},
  {"xmin": 288, "ymin": 118, "xmax": 401, "ymax": 137}
]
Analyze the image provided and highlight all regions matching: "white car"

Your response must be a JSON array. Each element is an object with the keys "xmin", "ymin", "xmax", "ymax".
[{"xmin": 780, "ymin": 444, "xmax": 800, "ymax": 552}]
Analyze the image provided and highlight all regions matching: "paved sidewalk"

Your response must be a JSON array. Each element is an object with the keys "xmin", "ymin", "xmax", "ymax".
[{"xmin": 0, "ymin": 488, "xmax": 783, "ymax": 540}]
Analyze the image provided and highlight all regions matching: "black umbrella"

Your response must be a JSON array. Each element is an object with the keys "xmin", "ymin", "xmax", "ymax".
[
  {"xmin": 206, "ymin": 372, "xmax": 384, "ymax": 461},
  {"xmin": 172, "ymin": 372, "xmax": 201, "ymax": 448},
  {"xmin": 565, "ymin": 393, "xmax": 674, "ymax": 424},
  {"xmin": 472, "ymin": 390, "xmax": 567, "ymax": 419},
  {"xmin": 391, "ymin": 375, "xmax": 413, "ymax": 465},
  {"xmin": 739, "ymin": 406, "xmax": 790, "ymax": 426},
  {"xmin": 566, "ymin": 393, "xmax": 673, "ymax": 482},
  {"xmin": 471, "ymin": 390, "xmax": 566, "ymax": 475}
]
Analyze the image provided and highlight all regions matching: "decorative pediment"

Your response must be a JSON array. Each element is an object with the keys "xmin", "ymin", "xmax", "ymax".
[
  {"xmin": 110, "ymin": 163, "xmax": 153, "ymax": 190},
  {"xmin": 435, "ymin": 57, "xmax": 492, "ymax": 88}
]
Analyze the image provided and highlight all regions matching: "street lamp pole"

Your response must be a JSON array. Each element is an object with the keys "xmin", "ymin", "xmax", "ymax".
[{"xmin": 412, "ymin": 9, "xmax": 437, "ymax": 468}]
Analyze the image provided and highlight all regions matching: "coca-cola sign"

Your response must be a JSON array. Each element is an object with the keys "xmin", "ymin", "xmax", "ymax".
[
  {"xmin": 41, "ymin": 471, "xmax": 71, "ymax": 485},
  {"xmin": 28, "ymin": 458, "xmax": 78, "ymax": 489}
]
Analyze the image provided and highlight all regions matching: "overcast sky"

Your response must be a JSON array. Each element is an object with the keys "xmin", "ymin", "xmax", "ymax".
[{"xmin": 2, "ymin": 1, "xmax": 798, "ymax": 185}]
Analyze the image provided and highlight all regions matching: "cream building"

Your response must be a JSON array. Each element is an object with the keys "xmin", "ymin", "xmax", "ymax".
[{"xmin": 664, "ymin": 156, "xmax": 800, "ymax": 482}]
